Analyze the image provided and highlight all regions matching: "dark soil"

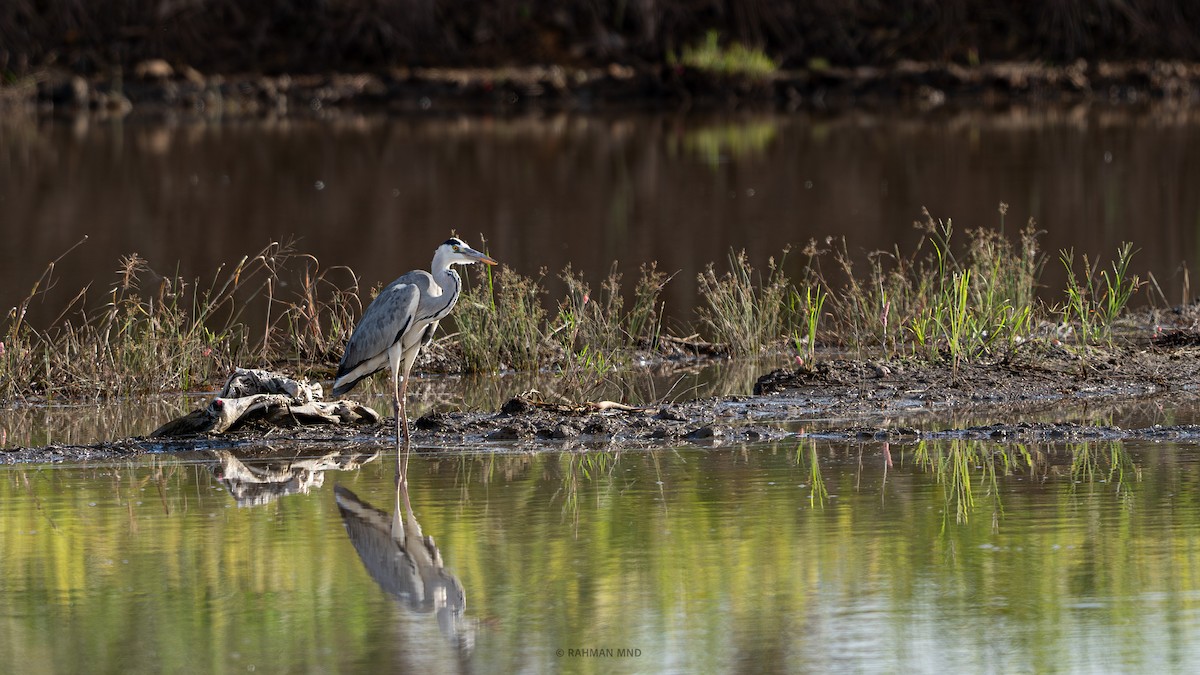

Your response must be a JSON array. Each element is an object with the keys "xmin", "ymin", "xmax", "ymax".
[
  {"xmin": 8, "ymin": 1, "xmax": 1200, "ymax": 76},
  {"xmin": 9, "ymin": 328, "xmax": 1200, "ymax": 464}
]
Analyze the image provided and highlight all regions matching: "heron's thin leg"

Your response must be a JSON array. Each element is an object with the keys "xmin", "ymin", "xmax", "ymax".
[
  {"xmin": 392, "ymin": 360, "xmax": 405, "ymax": 484},
  {"xmin": 400, "ymin": 396, "xmax": 410, "ymax": 480},
  {"xmin": 398, "ymin": 367, "xmax": 412, "ymax": 481},
  {"xmin": 398, "ymin": 370, "xmax": 412, "ymax": 444}
]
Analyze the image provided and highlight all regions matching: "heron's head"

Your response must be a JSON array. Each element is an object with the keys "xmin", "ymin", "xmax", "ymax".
[{"xmin": 436, "ymin": 237, "xmax": 498, "ymax": 268}]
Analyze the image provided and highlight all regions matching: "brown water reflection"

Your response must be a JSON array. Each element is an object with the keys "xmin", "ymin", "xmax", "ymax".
[{"xmin": 5, "ymin": 105, "xmax": 1200, "ymax": 332}]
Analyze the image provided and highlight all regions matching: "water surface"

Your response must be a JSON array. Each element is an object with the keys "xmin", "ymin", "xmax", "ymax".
[
  {"xmin": 5, "ymin": 105, "xmax": 1200, "ymax": 331},
  {"xmin": 3, "ymin": 439, "xmax": 1199, "ymax": 673}
]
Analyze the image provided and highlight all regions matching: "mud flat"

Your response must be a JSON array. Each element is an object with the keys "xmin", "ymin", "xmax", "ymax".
[
  {"xmin": 8, "ymin": 327, "xmax": 1200, "ymax": 464},
  {"xmin": 8, "ymin": 59, "xmax": 1200, "ymax": 119}
]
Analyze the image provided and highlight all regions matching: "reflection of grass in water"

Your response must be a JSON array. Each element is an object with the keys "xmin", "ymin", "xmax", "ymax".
[
  {"xmin": 914, "ymin": 440, "xmax": 998, "ymax": 526},
  {"xmin": 555, "ymin": 451, "xmax": 621, "ymax": 529},
  {"xmin": 910, "ymin": 440, "xmax": 1140, "ymax": 526},
  {"xmin": 1070, "ymin": 442, "xmax": 1140, "ymax": 502},
  {"xmin": 799, "ymin": 441, "xmax": 828, "ymax": 508},
  {"xmin": 682, "ymin": 121, "xmax": 778, "ymax": 168},
  {"xmin": 932, "ymin": 441, "xmax": 975, "ymax": 525}
]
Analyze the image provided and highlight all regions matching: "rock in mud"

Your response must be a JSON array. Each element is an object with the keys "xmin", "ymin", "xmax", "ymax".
[
  {"xmin": 541, "ymin": 424, "xmax": 578, "ymax": 440},
  {"xmin": 134, "ymin": 59, "xmax": 174, "ymax": 81},
  {"xmin": 654, "ymin": 407, "xmax": 689, "ymax": 422},
  {"xmin": 416, "ymin": 413, "xmax": 451, "ymax": 430},
  {"xmin": 501, "ymin": 397, "xmax": 532, "ymax": 415},
  {"xmin": 581, "ymin": 419, "xmax": 613, "ymax": 436},
  {"xmin": 487, "ymin": 425, "xmax": 526, "ymax": 441},
  {"xmin": 685, "ymin": 426, "xmax": 724, "ymax": 440}
]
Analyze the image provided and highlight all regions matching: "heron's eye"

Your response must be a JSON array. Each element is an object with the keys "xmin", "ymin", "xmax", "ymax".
[{"xmin": 453, "ymin": 245, "xmax": 460, "ymax": 252}]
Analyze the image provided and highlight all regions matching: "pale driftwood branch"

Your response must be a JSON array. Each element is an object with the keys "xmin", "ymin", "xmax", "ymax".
[{"xmin": 151, "ymin": 368, "xmax": 379, "ymax": 437}]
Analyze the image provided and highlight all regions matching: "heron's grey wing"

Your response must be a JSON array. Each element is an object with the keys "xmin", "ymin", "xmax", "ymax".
[{"xmin": 336, "ymin": 278, "xmax": 421, "ymax": 381}]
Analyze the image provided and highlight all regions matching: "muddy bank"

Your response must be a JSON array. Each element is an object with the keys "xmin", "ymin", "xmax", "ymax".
[
  {"xmin": 753, "ymin": 338, "xmax": 1200, "ymax": 407},
  {"xmin": 8, "ymin": 329, "xmax": 1200, "ymax": 463},
  {"xmin": 9, "ymin": 59, "xmax": 1200, "ymax": 118}
]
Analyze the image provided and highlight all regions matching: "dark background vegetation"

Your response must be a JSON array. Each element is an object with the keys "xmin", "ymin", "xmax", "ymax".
[{"xmin": 5, "ymin": 0, "xmax": 1200, "ymax": 77}]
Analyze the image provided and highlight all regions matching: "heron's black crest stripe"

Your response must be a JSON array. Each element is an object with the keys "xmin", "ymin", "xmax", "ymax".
[
  {"xmin": 442, "ymin": 238, "xmax": 466, "ymax": 247},
  {"xmin": 391, "ymin": 314, "xmax": 414, "ymax": 351}
]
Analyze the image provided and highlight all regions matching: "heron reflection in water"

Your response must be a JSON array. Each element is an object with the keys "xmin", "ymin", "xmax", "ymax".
[{"xmin": 334, "ymin": 480, "xmax": 474, "ymax": 654}]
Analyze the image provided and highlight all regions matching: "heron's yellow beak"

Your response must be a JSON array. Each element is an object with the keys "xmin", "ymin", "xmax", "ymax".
[{"xmin": 470, "ymin": 250, "xmax": 498, "ymax": 266}]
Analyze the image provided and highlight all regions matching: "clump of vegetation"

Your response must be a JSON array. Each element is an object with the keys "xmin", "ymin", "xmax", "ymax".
[
  {"xmin": 0, "ymin": 239, "xmax": 365, "ymax": 401},
  {"xmin": 452, "ymin": 264, "xmax": 548, "ymax": 373},
  {"xmin": 696, "ymin": 248, "xmax": 794, "ymax": 355},
  {"xmin": 1059, "ymin": 242, "xmax": 1142, "ymax": 345},
  {"xmin": 6, "ymin": 244, "xmax": 238, "ymax": 399},
  {"xmin": 0, "ymin": 204, "xmax": 1155, "ymax": 403},
  {"xmin": 452, "ymin": 260, "xmax": 670, "ymax": 377},
  {"xmin": 555, "ymin": 263, "xmax": 627, "ymax": 358},
  {"xmin": 266, "ymin": 254, "xmax": 362, "ymax": 364},
  {"xmin": 551, "ymin": 262, "xmax": 670, "ymax": 366},
  {"xmin": 794, "ymin": 284, "xmax": 827, "ymax": 365},
  {"xmin": 678, "ymin": 30, "xmax": 777, "ymax": 78},
  {"xmin": 828, "ymin": 206, "xmax": 1046, "ymax": 368}
]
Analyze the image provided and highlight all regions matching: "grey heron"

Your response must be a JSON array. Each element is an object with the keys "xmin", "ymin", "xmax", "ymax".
[{"xmin": 332, "ymin": 237, "xmax": 496, "ymax": 475}]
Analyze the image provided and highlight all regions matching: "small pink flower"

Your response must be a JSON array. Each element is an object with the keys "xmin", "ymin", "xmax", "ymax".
[
  {"xmin": 0, "ymin": 341, "xmax": 5, "ymax": 357},
  {"xmin": 582, "ymin": 293, "xmax": 590, "ymax": 305},
  {"xmin": 201, "ymin": 347, "xmax": 213, "ymax": 358}
]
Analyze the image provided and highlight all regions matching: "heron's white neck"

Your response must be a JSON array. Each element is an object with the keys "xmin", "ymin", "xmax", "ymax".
[{"xmin": 430, "ymin": 251, "xmax": 459, "ymax": 295}]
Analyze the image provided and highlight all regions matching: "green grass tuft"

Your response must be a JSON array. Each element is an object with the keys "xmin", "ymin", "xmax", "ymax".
[
  {"xmin": 453, "ymin": 264, "xmax": 548, "ymax": 373},
  {"xmin": 696, "ymin": 248, "xmax": 794, "ymax": 355},
  {"xmin": 1059, "ymin": 242, "xmax": 1142, "ymax": 346},
  {"xmin": 679, "ymin": 31, "xmax": 778, "ymax": 78}
]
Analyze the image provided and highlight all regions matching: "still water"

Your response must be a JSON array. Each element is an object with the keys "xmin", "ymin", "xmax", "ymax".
[
  {"xmin": 0, "ymin": 357, "xmax": 780, "ymax": 448},
  {"xmin": 6, "ymin": 105, "xmax": 1200, "ymax": 330},
  {"xmin": 3, "ymin": 439, "xmax": 1199, "ymax": 673},
  {"xmin": 8, "ymin": 105, "xmax": 1200, "ymax": 673}
]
